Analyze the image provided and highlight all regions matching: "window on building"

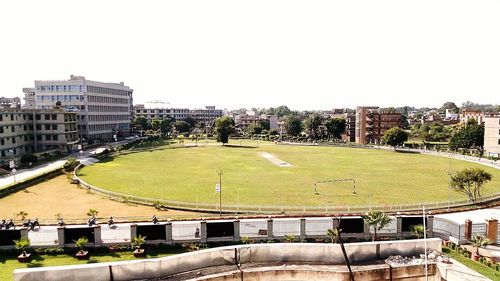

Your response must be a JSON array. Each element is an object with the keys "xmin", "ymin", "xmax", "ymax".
[
  {"xmin": 498, "ymin": 139, "xmax": 500, "ymax": 145},
  {"xmin": 52, "ymin": 124, "xmax": 57, "ymax": 130},
  {"xmin": 36, "ymin": 114, "xmax": 41, "ymax": 120},
  {"xmin": 0, "ymin": 139, "xmax": 4, "ymax": 145},
  {"xmin": 10, "ymin": 115, "xmax": 14, "ymax": 121},
  {"xmin": 0, "ymin": 127, "xmax": 3, "ymax": 134},
  {"xmin": 36, "ymin": 125, "xmax": 41, "ymax": 130},
  {"xmin": 12, "ymin": 137, "xmax": 15, "ymax": 144},
  {"xmin": 45, "ymin": 114, "xmax": 50, "ymax": 120},
  {"xmin": 37, "ymin": 135, "xmax": 42, "ymax": 141},
  {"xmin": 45, "ymin": 125, "xmax": 50, "ymax": 130},
  {"xmin": 11, "ymin": 126, "xmax": 14, "ymax": 132},
  {"xmin": 53, "ymin": 135, "xmax": 59, "ymax": 140},
  {"xmin": 0, "ymin": 115, "xmax": 2, "ymax": 121},
  {"xmin": 51, "ymin": 114, "xmax": 57, "ymax": 120}
]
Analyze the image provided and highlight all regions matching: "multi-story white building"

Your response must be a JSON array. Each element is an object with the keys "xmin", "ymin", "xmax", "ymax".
[
  {"xmin": 24, "ymin": 75, "xmax": 133, "ymax": 141},
  {"xmin": 189, "ymin": 106, "xmax": 223, "ymax": 125},
  {"xmin": 133, "ymin": 105, "xmax": 223, "ymax": 126},
  {"xmin": 0, "ymin": 105, "xmax": 78, "ymax": 166},
  {"xmin": 484, "ymin": 115, "xmax": 500, "ymax": 157},
  {"xmin": 133, "ymin": 104, "xmax": 190, "ymax": 121}
]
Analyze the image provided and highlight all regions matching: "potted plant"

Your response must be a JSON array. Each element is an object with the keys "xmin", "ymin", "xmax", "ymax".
[
  {"xmin": 410, "ymin": 224, "xmax": 425, "ymax": 239},
  {"xmin": 470, "ymin": 235, "xmax": 491, "ymax": 261},
  {"xmin": 14, "ymin": 238, "xmax": 31, "ymax": 263},
  {"xmin": 131, "ymin": 235, "xmax": 146, "ymax": 257},
  {"xmin": 74, "ymin": 237, "xmax": 89, "ymax": 259}
]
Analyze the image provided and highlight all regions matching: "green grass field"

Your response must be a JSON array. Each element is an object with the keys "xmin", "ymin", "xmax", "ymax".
[{"xmin": 79, "ymin": 141, "xmax": 500, "ymax": 207}]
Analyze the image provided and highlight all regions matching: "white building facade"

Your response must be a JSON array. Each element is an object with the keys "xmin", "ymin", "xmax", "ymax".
[
  {"xmin": 24, "ymin": 75, "xmax": 133, "ymax": 141},
  {"xmin": 484, "ymin": 115, "xmax": 500, "ymax": 157}
]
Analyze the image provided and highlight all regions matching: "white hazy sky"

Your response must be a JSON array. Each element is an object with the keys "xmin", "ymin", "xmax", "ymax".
[{"xmin": 1, "ymin": 1, "xmax": 499, "ymax": 110}]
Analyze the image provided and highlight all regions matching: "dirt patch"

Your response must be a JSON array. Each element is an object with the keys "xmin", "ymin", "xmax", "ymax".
[
  {"xmin": 0, "ymin": 175, "xmax": 203, "ymax": 221},
  {"xmin": 260, "ymin": 152, "xmax": 292, "ymax": 167}
]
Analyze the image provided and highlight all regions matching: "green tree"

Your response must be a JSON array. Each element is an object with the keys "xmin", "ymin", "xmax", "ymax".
[
  {"xmin": 284, "ymin": 115, "xmax": 303, "ymax": 136},
  {"xmin": 304, "ymin": 113, "xmax": 324, "ymax": 141},
  {"xmin": 151, "ymin": 118, "xmax": 161, "ymax": 131},
  {"xmin": 133, "ymin": 116, "xmax": 149, "ymax": 130},
  {"xmin": 184, "ymin": 116, "xmax": 196, "ymax": 128},
  {"xmin": 275, "ymin": 105, "xmax": 291, "ymax": 117},
  {"xmin": 381, "ymin": 127, "xmax": 408, "ymax": 147},
  {"xmin": 450, "ymin": 168, "xmax": 492, "ymax": 202},
  {"xmin": 246, "ymin": 123, "xmax": 263, "ymax": 136},
  {"xmin": 362, "ymin": 211, "xmax": 392, "ymax": 241},
  {"xmin": 324, "ymin": 118, "xmax": 346, "ymax": 141},
  {"xmin": 440, "ymin": 102, "xmax": 459, "ymax": 113},
  {"xmin": 214, "ymin": 116, "xmax": 235, "ymax": 145},
  {"xmin": 174, "ymin": 121, "xmax": 190, "ymax": 133},
  {"xmin": 160, "ymin": 117, "xmax": 175, "ymax": 134},
  {"xmin": 449, "ymin": 124, "xmax": 484, "ymax": 151}
]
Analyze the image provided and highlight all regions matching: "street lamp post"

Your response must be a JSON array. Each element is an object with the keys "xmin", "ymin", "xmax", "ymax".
[{"xmin": 216, "ymin": 170, "xmax": 223, "ymax": 216}]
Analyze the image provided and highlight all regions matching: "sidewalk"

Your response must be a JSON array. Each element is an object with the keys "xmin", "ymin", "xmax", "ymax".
[
  {"xmin": 0, "ymin": 160, "xmax": 67, "ymax": 190},
  {"xmin": 0, "ymin": 144, "xmax": 111, "ymax": 190}
]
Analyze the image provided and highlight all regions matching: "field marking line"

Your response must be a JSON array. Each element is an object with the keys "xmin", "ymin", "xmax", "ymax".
[{"xmin": 259, "ymin": 152, "xmax": 292, "ymax": 167}]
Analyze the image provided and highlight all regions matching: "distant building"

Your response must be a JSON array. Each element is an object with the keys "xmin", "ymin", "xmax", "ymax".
[
  {"xmin": 133, "ymin": 105, "xmax": 223, "ymax": 126},
  {"xmin": 0, "ymin": 97, "xmax": 21, "ymax": 109},
  {"xmin": 134, "ymin": 104, "xmax": 189, "ymax": 121},
  {"xmin": 355, "ymin": 106, "xmax": 402, "ymax": 144},
  {"xmin": 235, "ymin": 115, "xmax": 264, "ymax": 131},
  {"xmin": 484, "ymin": 115, "xmax": 500, "ymax": 158},
  {"xmin": 460, "ymin": 110, "xmax": 485, "ymax": 125},
  {"xmin": 328, "ymin": 111, "xmax": 355, "ymax": 142},
  {"xmin": 189, "ymin": 106, "xmax": 224, "ymax": 125},
  {"xmin": 345, "ymin": 113, "xmax": 356, "ymax": 142},
  {"xmin": 24, "ymin": 75, "xmax": 133, "ymax": 141},
  {"xmin": 0, "ymin": 105, "xmax": 78, "ymax": 165}
]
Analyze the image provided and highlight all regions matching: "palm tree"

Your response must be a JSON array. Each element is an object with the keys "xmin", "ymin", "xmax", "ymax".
[
  {"xmin": 327, "ymin": 227, "xmax": 354, "ymax": 281},
  {"xmin": 470, "ymin": 235, "xmax": 491, "ymax": 257},
  {"xmin": 362, "ymin": 211, "xmax": 391, "ymax": 241},
  {"xmin": 74, "ymin": 237, "xmax": 89, "ymax": 255},
  {"xmin": 131, "ymin": 235, "xmax": 147, "ymax": 257},
  {"xmin": 14, "ymin": 238, "xmax": 30, "ymax": 257}
]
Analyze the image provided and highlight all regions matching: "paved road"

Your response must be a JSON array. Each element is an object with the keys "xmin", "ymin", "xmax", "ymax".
[
  {"xmin": 0, "ymin": 142, "xmax": 127, "ymax": 190},
  {"xmin": 0, "ymin": 160, "xmax": 67, "ymax": 189}
]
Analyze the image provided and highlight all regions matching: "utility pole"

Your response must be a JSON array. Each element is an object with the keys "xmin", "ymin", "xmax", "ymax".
[{"xmin": 216, "ymin": 169, "xmax": 223, "ymax": 216}]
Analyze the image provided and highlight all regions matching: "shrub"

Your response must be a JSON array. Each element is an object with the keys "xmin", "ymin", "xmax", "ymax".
[
  {"xmin": 20, "ymin": 153, "xmax": 37, "ymax": 164},
  {"xmin": 63, "ymin": 157, "xmax": 80, "ymax": 172},
  {"xmin": 181, "ymin": 243, "xmax": 207, "ymax": 252}
]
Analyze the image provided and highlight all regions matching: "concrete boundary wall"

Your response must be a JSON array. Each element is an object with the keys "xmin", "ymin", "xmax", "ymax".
[{"xmin": 14, "ymin": 238, "xmax": 442, "ymax": 281}]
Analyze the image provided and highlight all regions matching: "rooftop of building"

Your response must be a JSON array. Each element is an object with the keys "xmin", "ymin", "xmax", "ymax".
[{"xmin": 34, "ymin": 75, "xmax": 132, "ymax": 90}]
